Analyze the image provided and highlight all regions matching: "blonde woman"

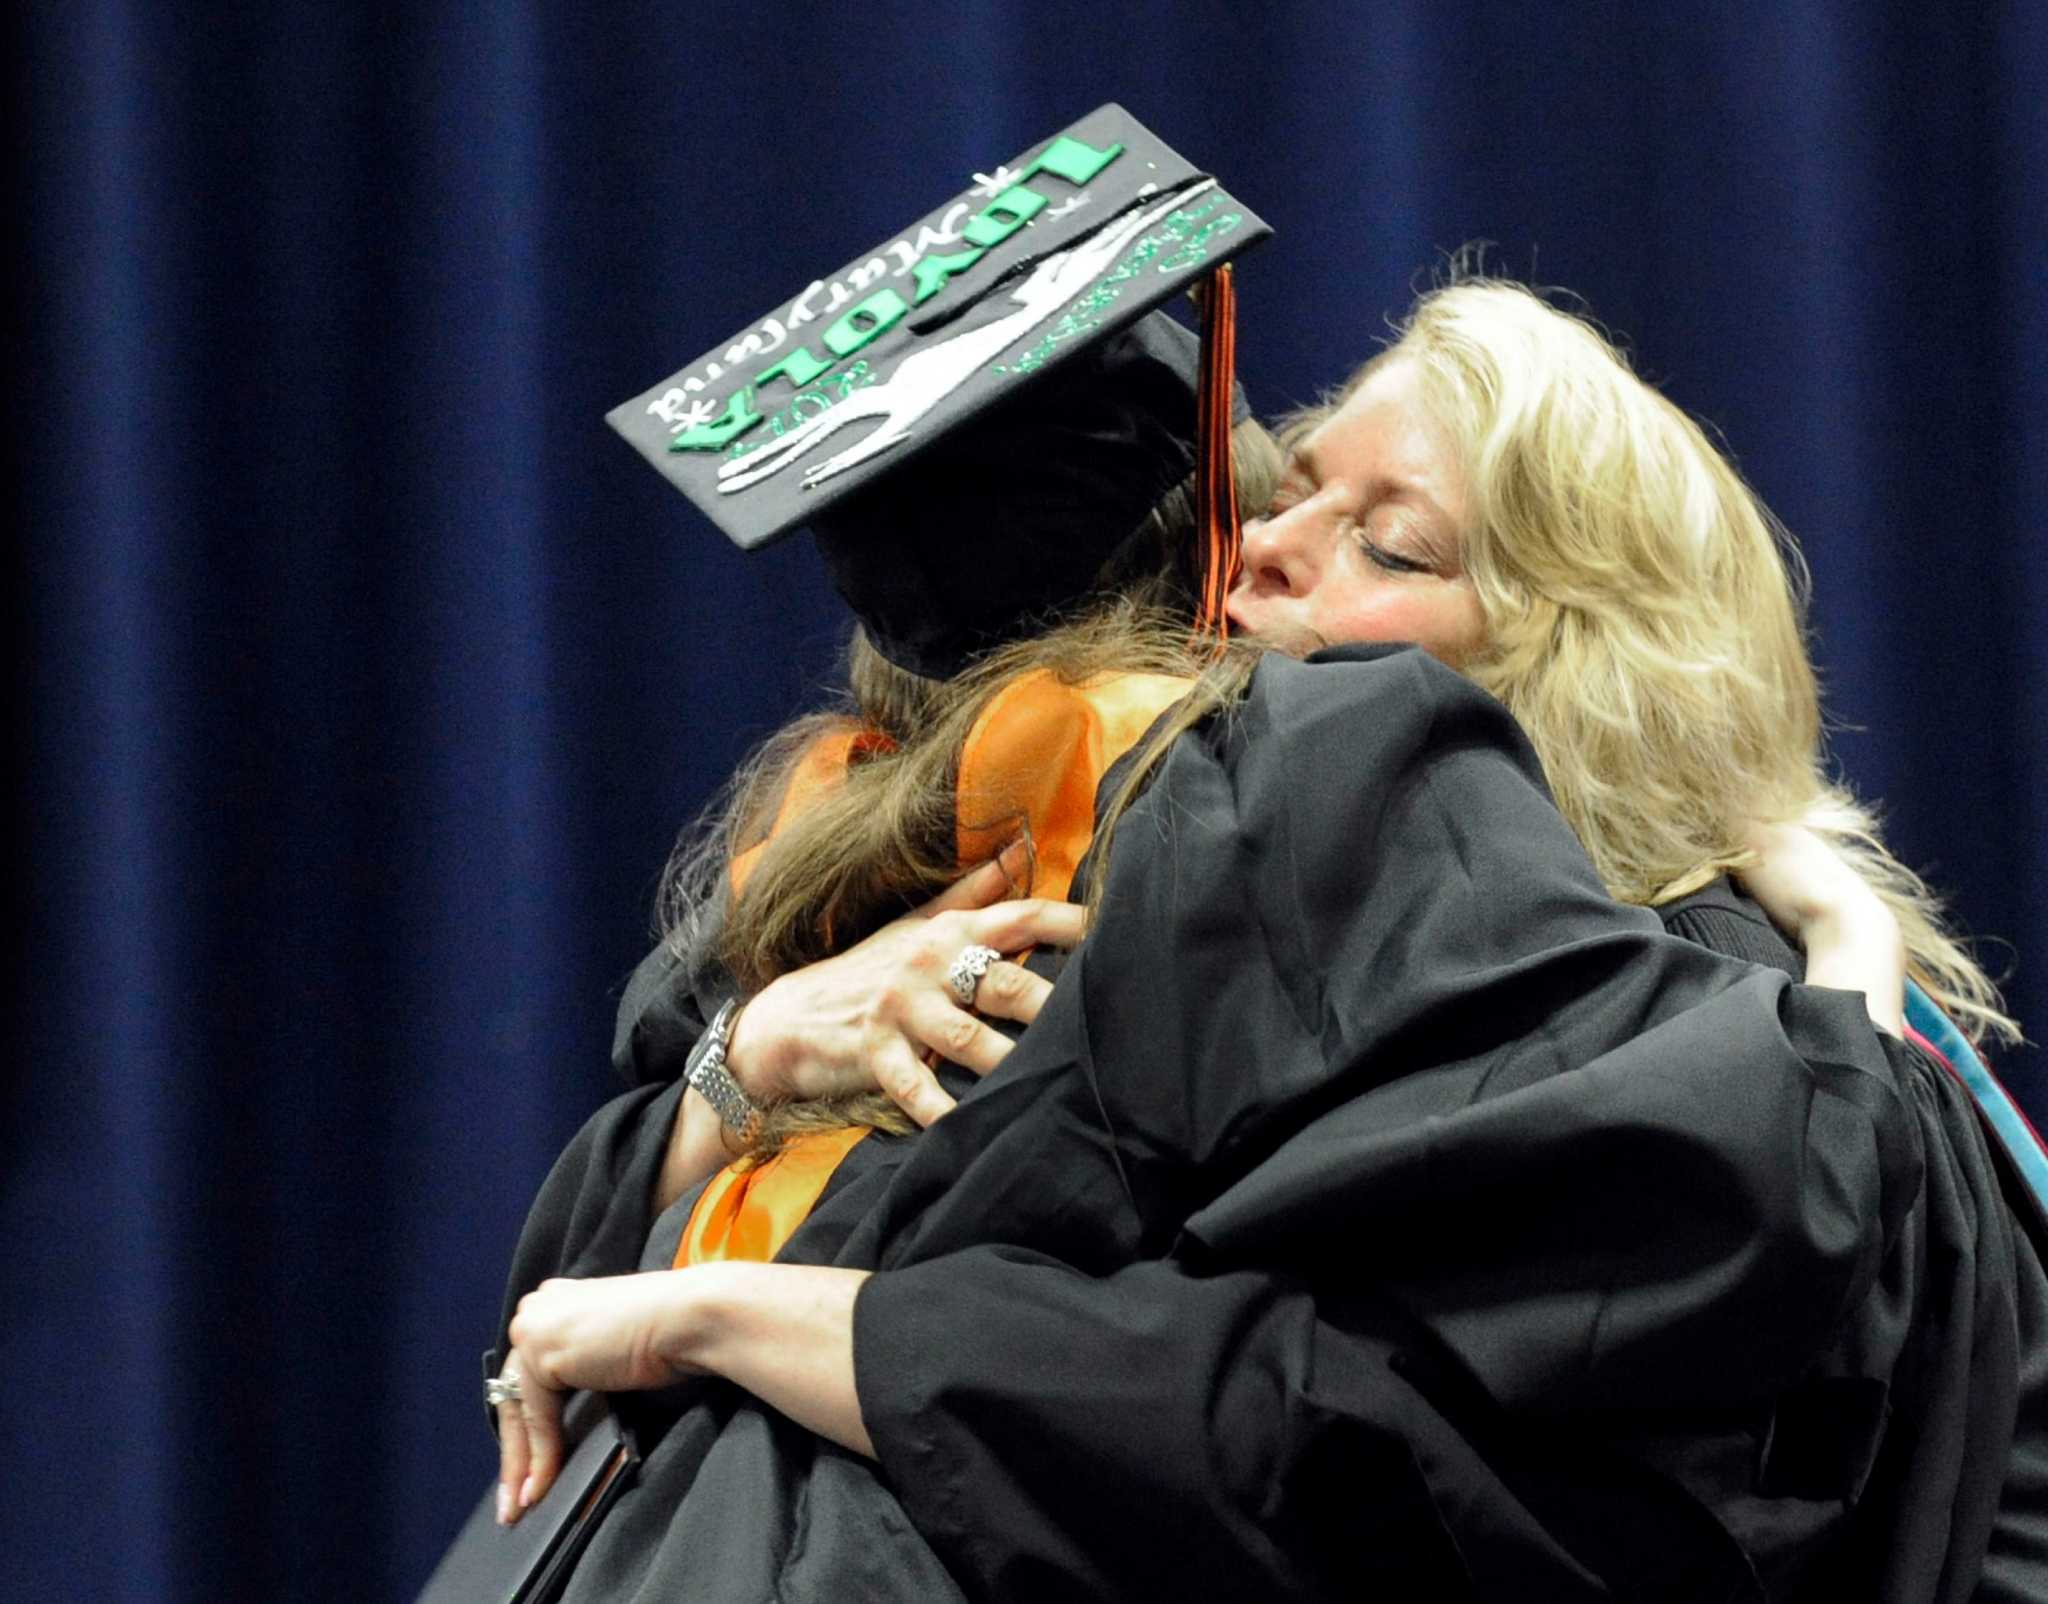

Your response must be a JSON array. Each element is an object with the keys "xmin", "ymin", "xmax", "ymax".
[
  {"xmin": 498, "ymin": 281, "xmax": 2039, "ymax": 1601},
  {"xmin": 1232, "ymin": 279, "xmax": 2012, "ymax": 1045}
]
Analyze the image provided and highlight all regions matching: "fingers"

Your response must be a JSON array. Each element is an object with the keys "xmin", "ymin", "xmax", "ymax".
[
  {"xmin": 1735, "ymin": 824, "xmax": 1863, "ymax": 933},
  {"xmin": 920, "ymin": 839, "xmax": 1038, "ymax": 917},
  {"xmin": 1740, "ymin": 819, "xmax": 1824, "ymax": 856},
  {"xmin": 993, "ymin": 837, "xmax": 1034, "ymax": 891},
  {"xmin": 495, "ymin": 1372, "xmax": 529, "ymax": 1526},
  {"xmin": 871, "ymin": 1036, "xmax": 958, "ymax": 1128},
  {"xmin": 728, "ymin": 868, "xmax": 1082, "ymax": 1117},
  {"xmin": 961, "ymin": 897, "xmax": 1088, "ymax": 953},
  {"xmin": 970, "ymin": 959, "xmax": 1052, "ymax": 1026},
  {"xmin": 519, "ymin": 1380, "xmax": 566, "ymax": 1515},
  {"xmin": 904, "ymin": 990, "xmax": 1021, "ymax": 1077}
]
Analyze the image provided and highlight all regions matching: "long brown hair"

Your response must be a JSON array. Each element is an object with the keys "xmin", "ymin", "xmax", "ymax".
[{"xmin": 656, "ymin": 421, "xmax": 1283, "ymax": 1152}]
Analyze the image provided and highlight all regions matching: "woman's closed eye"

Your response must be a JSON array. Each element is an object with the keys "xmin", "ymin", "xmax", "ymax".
[
  {"xmin": 1352, "ymin": 513, "xmax": 1437, "ymax": 574},
  {"xmin": 1359, "ymin": 537, "xmax": 1429, "ymax": 574}
]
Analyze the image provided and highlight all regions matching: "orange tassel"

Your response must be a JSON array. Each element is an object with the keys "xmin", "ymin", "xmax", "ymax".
[{"xmin": 1193, "ymin": 263, "xmax": 1243, "ymax": 655}]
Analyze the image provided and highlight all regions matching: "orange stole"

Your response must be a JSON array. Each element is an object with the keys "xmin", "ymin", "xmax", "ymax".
[
  {"xmin": 677, "ymin": 669, "xmax": 1194, "ymax": 1268},
  {"xmin": 955, "ymin": 668, "xmax": 1194, "ymax": 903},
  {"xmin": 674, "ymin": 1123, "xmax": 873, "ymax": 1266}
]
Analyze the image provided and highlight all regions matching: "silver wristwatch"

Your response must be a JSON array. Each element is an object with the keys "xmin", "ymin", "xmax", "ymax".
[{"xmin": 685, "ymin": 998, "xmax": 760, "ymax": 1137}]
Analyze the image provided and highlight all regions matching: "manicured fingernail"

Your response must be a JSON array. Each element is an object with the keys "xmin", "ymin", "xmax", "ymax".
[
  {"xmin": 496, "ymin": 1485, "xmax": 511, "ymax": 1525},
  {"xmin": 521, "ymin": 1475, "xmax": 537, "ymax": 1509}
]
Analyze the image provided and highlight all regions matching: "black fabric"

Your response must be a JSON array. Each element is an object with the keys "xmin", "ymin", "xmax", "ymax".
[
  {"xmin": 811, "ymin": 313, "xmax": 1243, "ymax": 678},
  {"xmin": 1664, "ymin": 879, "xmax": 2048, "ymax": 1600},
  {"xmin": 842, "ymin": 648, "xmax": 1910, "ymax": 1601},
  {"xmin": 610, "ymin": 941, "xmax": 716, "ymax": 1090},
  {"xmin": 497, "ymin": 1079, "xmax": 683, "ymax": 1343},
  {"xmin": 1988, "ymin": 1235, "xmax": 2048, "ymax": 1600},
  {"xmin": 1659, "ymin": 879, "xmax": 1804, "ymax": 980},
  {"xmin": 494, "ymin": 646, "xmax": 2042, "ymax": 1600}
]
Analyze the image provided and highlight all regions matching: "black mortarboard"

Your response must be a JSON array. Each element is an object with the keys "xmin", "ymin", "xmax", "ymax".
[
  {"xmin": 815, "ymin": 310, "xmax": 1245, "ymax": 676},
  {"xmin": 607, "ymin": 103, "xmax": 1271, "ymax": 675}
]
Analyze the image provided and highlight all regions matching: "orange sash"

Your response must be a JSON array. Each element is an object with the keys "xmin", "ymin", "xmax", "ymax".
[
  {"xmin": 674, "ymin": 1123, "xmax": 873, "ymax": 1266},
  {"xmin": 678, "ymin": 669, "xmax": 1193, "ymax": 1267},
  {"xmin": 956, "ymin": 668, "xmax": 1194, "ymax": 903}
]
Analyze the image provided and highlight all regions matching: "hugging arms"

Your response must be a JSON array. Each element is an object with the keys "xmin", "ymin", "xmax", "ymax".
[{"xmin": 489, "ymin": 646, "xmax": 2016, "ymax": 1601}]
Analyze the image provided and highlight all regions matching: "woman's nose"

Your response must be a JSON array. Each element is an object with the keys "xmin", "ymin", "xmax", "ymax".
[{"xmin": 1241, "ymin": 499, "xmax": 1320, "ymax": 592}]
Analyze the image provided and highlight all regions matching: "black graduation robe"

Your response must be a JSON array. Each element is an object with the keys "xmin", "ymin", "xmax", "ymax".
[{"xmin": 492, "ymin": 644, "xmax": 2047, "ymax": 1601}]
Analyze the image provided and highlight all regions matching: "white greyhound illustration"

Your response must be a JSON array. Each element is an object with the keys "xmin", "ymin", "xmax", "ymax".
[{"xmin": 715, "ymin": 179, "xmax": 1218, "ymax": 497}]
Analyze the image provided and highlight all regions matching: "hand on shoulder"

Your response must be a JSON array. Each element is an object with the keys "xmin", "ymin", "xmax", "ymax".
[{"xmin": 1737, "ymin": 821, "xmax": 1905, "ymax": 1038}]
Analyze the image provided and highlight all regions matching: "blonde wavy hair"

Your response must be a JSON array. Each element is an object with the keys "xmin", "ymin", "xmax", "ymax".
[{"xmin": 1289, "ymin": 276, "xmax": 2016, "ymax": 1044}]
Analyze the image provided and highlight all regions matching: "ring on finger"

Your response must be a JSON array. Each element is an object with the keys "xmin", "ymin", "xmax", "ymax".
[
  {"xmin": 946, "ymin": 943, "xmax": 1002, "ymax": 1007},
  {"xmin": 485, "ymin": 1373, "xmax": 525, "ymax": 1409}
]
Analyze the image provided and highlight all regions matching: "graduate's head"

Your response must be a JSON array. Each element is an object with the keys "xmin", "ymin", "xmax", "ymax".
[
  {"xmin": 662, "ymin": 310, "xmax": 1281, "ymax": 1003},
  {"xmin": 640, "ymin": 110, "xmax": 1283, "ymax": 1035},
  {"xmin": 1234, "ymin": 276, "xmax": 1819, "ymax": 907},
  {"xmin": 664, "ymin": 324, "xmax": 1282, "ymax": 1157},
  {"xmin": 812, "ymin": 310, "xmax": 1279, "ymax": 737}
]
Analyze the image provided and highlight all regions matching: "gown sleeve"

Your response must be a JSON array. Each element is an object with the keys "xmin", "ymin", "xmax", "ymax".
[
  {"xmin": 854, "ymin": 1027, "xmax": 2044, "ymax": 1603},
  {"xmin": 610, "ymin": 920, "xmax": 732, "ymax": 1088},
  {"xmin": 845, "ymin": 645, "xmax": 1932, "ymax": 1601}
]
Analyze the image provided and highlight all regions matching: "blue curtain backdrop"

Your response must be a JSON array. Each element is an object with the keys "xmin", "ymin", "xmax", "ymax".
[{"xmin": 13, "ymin": 3, "xmax": 2045, "ymax": 1597}]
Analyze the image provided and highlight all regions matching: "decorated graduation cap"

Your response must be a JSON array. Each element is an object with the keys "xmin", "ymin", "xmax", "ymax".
[{"xmin": 607, "ymin": 103, "xmax": 1271, "ymax": 676}]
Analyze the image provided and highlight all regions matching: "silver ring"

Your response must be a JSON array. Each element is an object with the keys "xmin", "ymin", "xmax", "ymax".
[
  {"xmin": 945, "ymin": 943, "xmax": 1001, "ymax": 1007},
  {"xmin": 485, "ymin": 1374, "xmax": 524, "ymax": 1409}
]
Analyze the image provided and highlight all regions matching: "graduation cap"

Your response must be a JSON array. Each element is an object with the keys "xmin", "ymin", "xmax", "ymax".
[{"xmin": 607, "ymin": 103, "xmax": 1271, "ymax": 677}]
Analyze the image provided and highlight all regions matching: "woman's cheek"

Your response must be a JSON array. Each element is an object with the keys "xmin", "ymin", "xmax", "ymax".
[{"xmin": 1323, "ymin": 585, "xmax": 1484, "ymax": 662}]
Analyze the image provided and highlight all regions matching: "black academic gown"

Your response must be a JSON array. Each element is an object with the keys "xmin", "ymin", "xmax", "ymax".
[{"xmin": 493, "ymin": 644, "xmax": 2044, "ymax": 1601}]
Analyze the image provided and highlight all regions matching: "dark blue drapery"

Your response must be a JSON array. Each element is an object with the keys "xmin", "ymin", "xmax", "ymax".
[{"xmin": 15, "ymin": 5, "xmax": 2045, "ymax": 1598}]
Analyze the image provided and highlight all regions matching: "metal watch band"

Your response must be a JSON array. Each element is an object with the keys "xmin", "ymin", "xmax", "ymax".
[{"xmin": 685, "ymin": 998, "xmax": 760, "ymax": 1136}]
